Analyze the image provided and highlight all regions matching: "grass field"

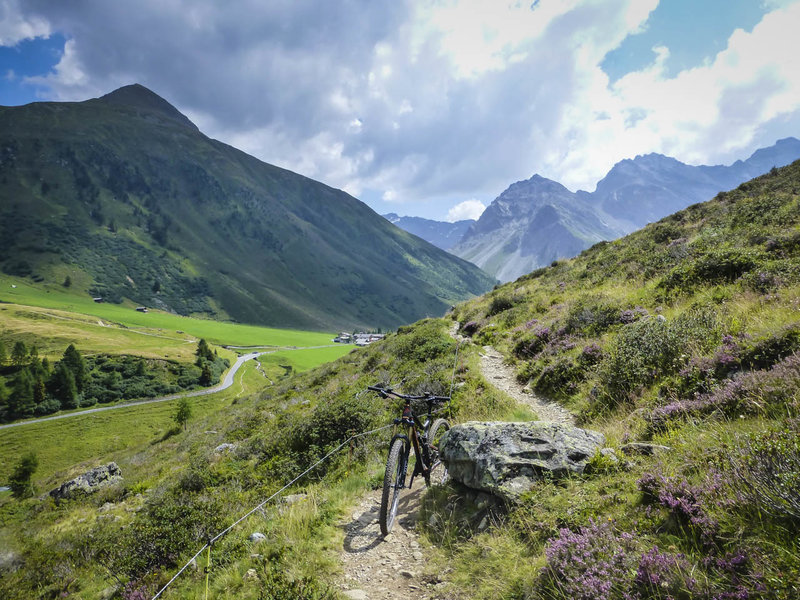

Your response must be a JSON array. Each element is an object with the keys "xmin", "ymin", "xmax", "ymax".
[
  {"xmin": 0, "ymin": 342, "xmax": 356, "ymax": 489},
  {"xmin": 0, "ymin": 275, "xmax": 339, "ymax": 347},
  {"xmin": 0, "ymin": 275, "xmax": 357, "ymax": 492}
]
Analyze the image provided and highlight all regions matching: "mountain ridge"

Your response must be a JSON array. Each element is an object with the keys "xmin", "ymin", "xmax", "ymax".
[
  {"xmin": 382, "ymin": 213, "xmax": 475, "ymax": 251},
  {"xmin": 451, "ymin": 137, "xmax": 800, "ymax": 281},
  {"xmin": 0, "ymin": 84, "xmax": 495, "ymax": 330}
]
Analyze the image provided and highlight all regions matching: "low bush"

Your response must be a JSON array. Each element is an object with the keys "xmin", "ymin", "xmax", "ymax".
[
  {"xmin": 597, "ymin": 308, "xmax": 721, "ymax": 408},
  {"xmin": 487, "ymin": 295, "xmax": 514, "ymax": 316},
  {"xmin": 564, "ymin": 296, "xmax": 620, "ymax": 336},
  {"xmin": 650, "ymin": 353, "xmax": 800, "ymax": 429}
]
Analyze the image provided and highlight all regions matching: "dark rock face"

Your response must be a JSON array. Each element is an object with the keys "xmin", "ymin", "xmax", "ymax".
[
  {"xmin": 49, "ymin": 463, "xmax": 122, "ymax": 501},
  {"xmin": 440, "ymin": 421, "xmax": 605, "ymax": 502}
]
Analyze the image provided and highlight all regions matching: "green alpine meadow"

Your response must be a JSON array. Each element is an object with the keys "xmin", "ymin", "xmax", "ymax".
[{"xmin": 2, "ymin": 156, "xmax": 799, "ymax": 598}]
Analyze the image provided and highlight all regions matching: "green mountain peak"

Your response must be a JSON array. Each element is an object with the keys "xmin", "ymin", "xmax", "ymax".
[{"xmin": 95, "ymin": 83, "xmax": 198, "ymax": 131}]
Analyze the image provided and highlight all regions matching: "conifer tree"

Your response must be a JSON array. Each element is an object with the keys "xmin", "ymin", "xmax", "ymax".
[
  {"xmin": 199, "ymin": 362, "xmax": 213, "ymax": 386},
  {"xmin": 33, "ymin": 377, "xmax": 46, "ymax": 407},
  {"xmin": 0, "ymin": 340, "xmax": 7, "ymax": 366},
  {"xmin": 195, "ymin": 339, "xmax": 214, "ymax": 364},
  {"xmin": 60, "ymin": 344, "xmax": 87, "ymax": 392},
  {"xmin": 50, "ymin": 363, "xmax": 78, "ymax": 409},
  {"xmin": 9, "ymin": 453, "xmax": 38, "ymax": 499},
  {"xmin": 11, "ymin": 341, "xmax": 27, "ymax": 367},
  {"xmin": 10, "ymin": 368, "xmax": 35, "ymax": 417}
]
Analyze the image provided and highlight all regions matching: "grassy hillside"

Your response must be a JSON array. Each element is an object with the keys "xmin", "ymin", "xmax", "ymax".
[
  {"xmin": 2, "ymin": 163, "xmax": 799, "ymax": 599},
  {"xmin": 0, "ymin": 84, "xmax": 494, "ymax": 331}
]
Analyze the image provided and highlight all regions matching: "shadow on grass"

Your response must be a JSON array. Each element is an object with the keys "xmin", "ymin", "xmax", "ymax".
[{"xmin": 152, "ymin": 426, "xmax": 182, "ymax": 444}]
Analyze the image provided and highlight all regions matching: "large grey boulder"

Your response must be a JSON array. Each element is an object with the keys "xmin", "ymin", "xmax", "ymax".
[
  {"xmin": 49, "ymin": 463, "xmax": 123, "ymax": 501},
  {"xmin": 440, "ymin": 422, "xmax": 605, "ymax": 502}
]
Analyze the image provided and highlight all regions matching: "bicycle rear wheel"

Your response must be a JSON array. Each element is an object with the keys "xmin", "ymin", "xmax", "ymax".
[
  {"xmin": 379, "ymin": 437, "xmax": 408, "ymax": 535},
  {"xmin": 427, "ymin": 418, "xmax": 450, "ymax": 486}
]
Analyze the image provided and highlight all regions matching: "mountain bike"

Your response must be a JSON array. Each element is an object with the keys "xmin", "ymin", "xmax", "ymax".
[{"xmin": 367, "ymin": 385, "xmax": 451, "ymax": 535}]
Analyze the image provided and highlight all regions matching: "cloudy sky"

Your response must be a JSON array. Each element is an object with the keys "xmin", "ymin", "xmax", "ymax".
[{"xmin": 2, "ymin": 0, "xmax": 799, "ymax": 221}]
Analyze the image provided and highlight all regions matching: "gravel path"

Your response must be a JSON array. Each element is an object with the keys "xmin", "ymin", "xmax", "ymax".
[
  {"xmin": 336, "ymin": 325, "xmax": 575, "ymax": 599},
  {"xmin": 478, "ymin": 346, "xmax": 575, "ymax": 425},
  {"xmin": 338, "ymin": 482, "xmax": 441, "ymax": 600}
]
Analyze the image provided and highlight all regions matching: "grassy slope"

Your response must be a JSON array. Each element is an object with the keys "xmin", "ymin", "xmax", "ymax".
[
  {"xmin": 0, "ymin": 295, "xmax": 351, "ymax": 484},
  {"xmin": 0, "ymin": 87, "xmax": 494, "ymax": 331},
  {"xmin": 2, "ymin": 164, "xmax": 800, "ymax": 599},
  {"xmin": 0, "ymin": 275, "xmax": 339, "ymax": 347}
]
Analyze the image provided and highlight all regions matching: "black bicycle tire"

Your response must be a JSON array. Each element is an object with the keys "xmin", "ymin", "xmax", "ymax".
[
  {"xmin": 426, "ymin": 418, "xmax": 450, "ymax": 487},
  {"xmin": 379, "ymin": 437, "xmax": 407, "ymax": 535}
]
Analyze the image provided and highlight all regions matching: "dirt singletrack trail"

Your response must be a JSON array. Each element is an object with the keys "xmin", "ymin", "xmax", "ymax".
[
  {"xmin": 450, "ymin": 321, "xmax": 574, "ymax": 425},
  {"xmin": 338, "ymin": 479, "xmax": 440, "ymax": 600},
  {"xmin": 337, "ymin": 324, "xmax": 574, "ymax": 599},
  {"xmin": 478, "ymin": 345, "xmax": 575, "ymax": 425}
]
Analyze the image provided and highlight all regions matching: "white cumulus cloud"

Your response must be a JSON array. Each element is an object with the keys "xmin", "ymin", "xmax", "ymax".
[{"xmin": 447, "ymin": 199, "xmax": 485, "ymax": 222}]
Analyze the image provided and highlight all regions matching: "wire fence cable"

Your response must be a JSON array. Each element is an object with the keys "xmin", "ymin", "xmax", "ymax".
[{"xmin": 150, "ymin": 422, "xmax": 394, "ymax": 600}]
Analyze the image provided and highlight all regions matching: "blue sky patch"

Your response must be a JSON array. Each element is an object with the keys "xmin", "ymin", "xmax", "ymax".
[
  {"xmin": 0, "ymin": 33, "xmax": 66, "ymax": 106},
  {"xmin": 601, "ymin": 0, "xmax": 767, "ymax": 83}
]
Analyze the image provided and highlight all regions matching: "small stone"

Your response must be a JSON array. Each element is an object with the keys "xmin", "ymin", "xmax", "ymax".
[
  {"xmin": 342, "ymin": 591, "xmax": 369, "ymax": 600},
  {"xmin": 282, "ymin": 493, "xmax": 307, "ymax": 505},
  {"xmin": 399, "ymin": 570, "xmax": 415, "ymax": 579},
  {"xmin": 214, "ymin": 443, "xmax": 236, "ymax": 454},
  {"xmin": 477, "ymin": 516, "xmax": 489, "ymax": 531},
  {"xmin": 249, "ymin": 532, "xmax": 266, "ymax": 543},
  {"xmin": 250, "ymin": 553, "xmax": 263, "ymax": 559},
  {"xmin": 243, "ymin": 568, "xmax": 259, "ymax": 582},
  {"xmin": 412, "ymin": 551, "xmax": 423, "ymax": 561}
]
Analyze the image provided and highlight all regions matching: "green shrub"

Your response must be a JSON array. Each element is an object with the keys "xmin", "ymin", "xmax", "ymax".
[
  {"xmin": 564, "ymin": 296, "xmax": 620, "ymax": 336},
  {"xmin": 725, "ymin": 423, "xmax": 800, "ymax": 522},
  {"xmin": 487, "ymin": 295, "xmax": 514, "ymax": 316},
  {"xmin": 534, "ymin": 357, "xmax": 583, "ymax": 399},
  {"xmin": 597, "ymin": 308, "xmax": 721, "ymax": 407}
]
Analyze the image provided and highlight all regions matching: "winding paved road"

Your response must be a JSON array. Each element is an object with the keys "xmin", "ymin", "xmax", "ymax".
[{"xmin": 0, "ymin": 351, "xmax": 265, "ymax": 430}]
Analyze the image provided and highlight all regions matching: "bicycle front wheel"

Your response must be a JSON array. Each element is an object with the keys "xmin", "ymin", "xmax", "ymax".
[
  {"xmin": 427, "ymin": 418, "xmax": 450, "ymax": 486},
  {"xmin": 379, "ymin": 436, "xmax": 408, "ymax": 535}
]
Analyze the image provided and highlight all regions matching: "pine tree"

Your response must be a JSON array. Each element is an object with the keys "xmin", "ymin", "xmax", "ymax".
[
  {"xmin": 195, "ymin": 339, "xmax": 214, "ymax": 364},
  {"xmin": 174, "ymin": 397, "xmax": 192, "ymax": 431},
  {"xmin": 10, "ymin": 368, "xmax": 35, "ymax": 417},
  {"xmin": 9, "ymin": 453, "xmax": 38, "ymax": 499},
  {"xmin": 11, "ymin": 341, "xmax": 27, "ymax": 366},
  {"xmin": 60, "ymin": 344, "xmax": 87, "ymax": 392},
  {"xmin": 50, "ymin": 363, "xmax": 78, "ymax": 409},
  {"xmin": 199, "ymin": 362, "xmax": 213, "ymax": 386},
  {"xmin": 33, "ymin": 377, "xmax": 46, "ymax": 406}
]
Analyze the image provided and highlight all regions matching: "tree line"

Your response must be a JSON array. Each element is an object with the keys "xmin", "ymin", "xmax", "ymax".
[{"xmin": 0, "ymin": 339, "xmax": 228, "ymax": 423}]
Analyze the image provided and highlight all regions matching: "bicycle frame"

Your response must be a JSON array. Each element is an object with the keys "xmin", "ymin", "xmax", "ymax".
[
  {"xmin": 369, "ymin": 384, "xmax": 451, "ymax": 535},
  {"xmin": 393, "ymin": 400, "xmax": 435, "ymax": 489}
]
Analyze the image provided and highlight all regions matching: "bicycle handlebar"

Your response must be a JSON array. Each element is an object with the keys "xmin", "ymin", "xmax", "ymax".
[{"xmin": 367, "ymin": 385, "xmax": 450, "ymax": 403}]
